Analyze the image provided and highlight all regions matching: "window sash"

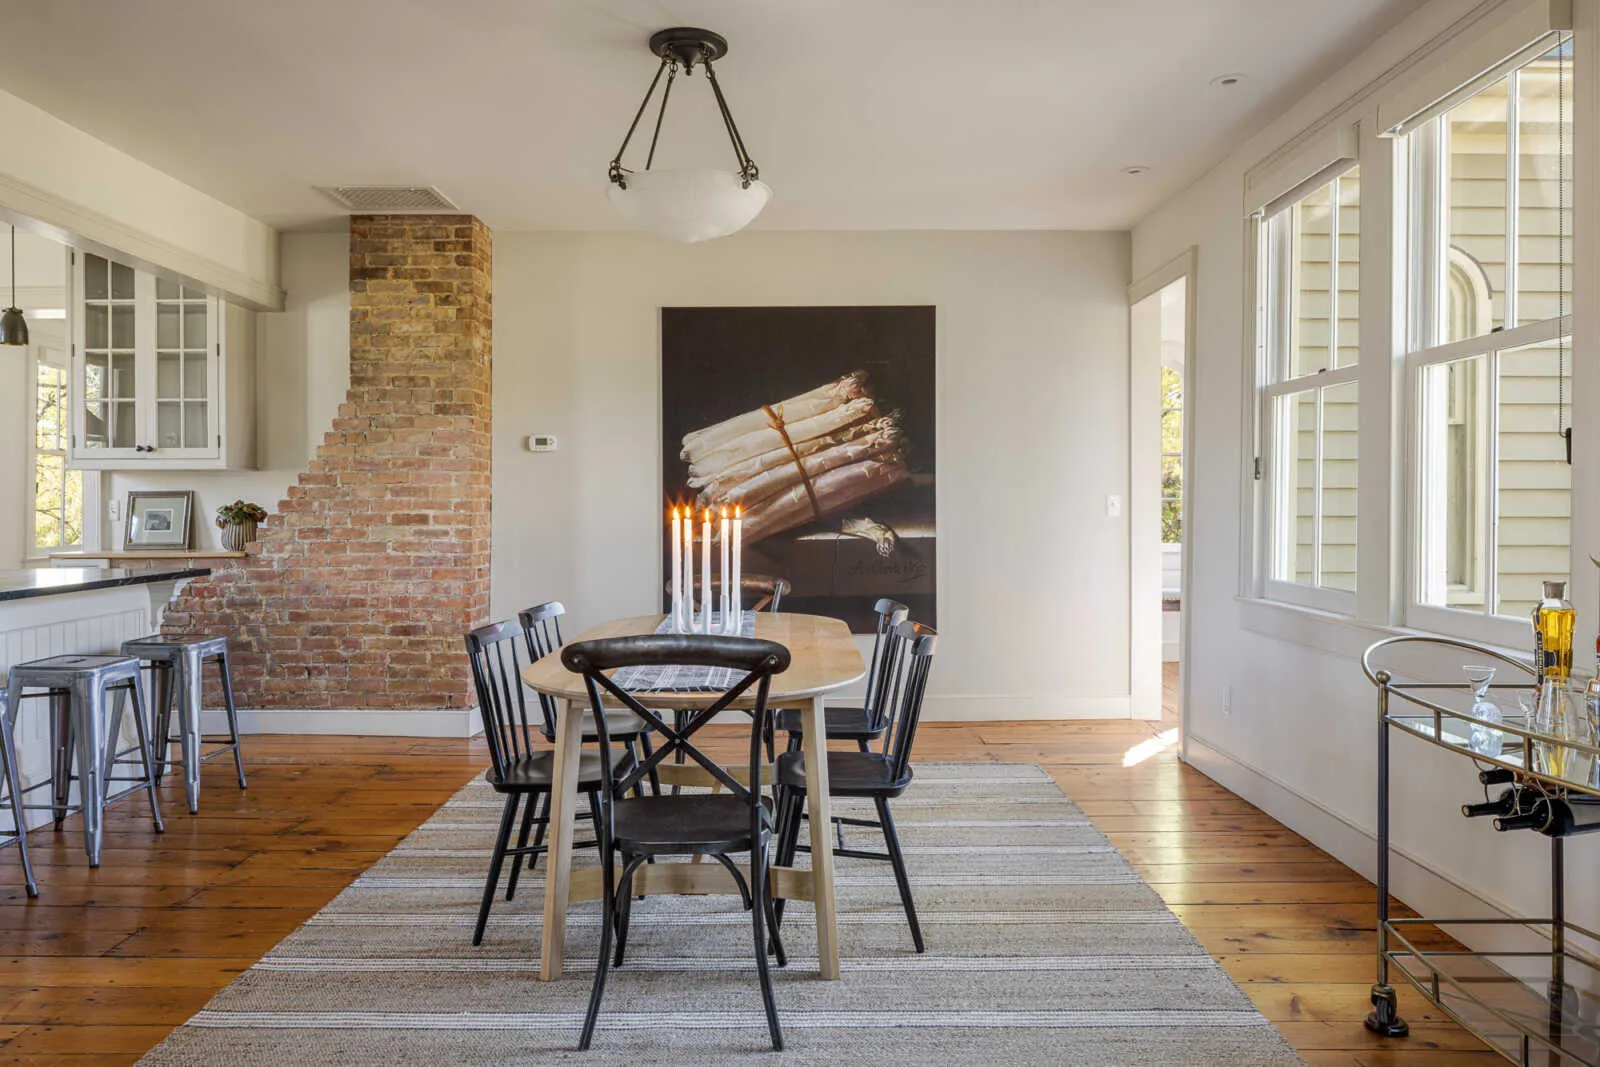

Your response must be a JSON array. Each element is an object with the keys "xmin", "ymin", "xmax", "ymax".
[
  {"xmin": 1263, "ymin": 371, "xmax": 1359, "ymax": 612},
  {"xmin": 1261, "ymin": 161, "xmax": 1360, "ymax": 390}
]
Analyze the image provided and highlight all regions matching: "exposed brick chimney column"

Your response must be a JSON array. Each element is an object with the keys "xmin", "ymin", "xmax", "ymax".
[{"xmin": 163, "ymin": 215, "xmax": 492, "ymax": 710}]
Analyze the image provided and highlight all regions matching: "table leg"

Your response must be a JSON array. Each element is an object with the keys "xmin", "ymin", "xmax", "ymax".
[
  {"xmin": 801, "ymin": 693, "xmax": 839, "ymax": 979},
  {"xmin": 539, "ymin": 697, "xmax": 584, "ymax": 981}
]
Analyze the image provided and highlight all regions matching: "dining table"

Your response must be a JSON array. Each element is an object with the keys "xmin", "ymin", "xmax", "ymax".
[{"xmin": 520, "ymin": 611, "xmax": 866, "ymax": 981}]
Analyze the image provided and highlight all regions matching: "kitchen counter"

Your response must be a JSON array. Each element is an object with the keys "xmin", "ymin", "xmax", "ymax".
[{"xmin": 0, "ymin": 566, "xmax": 210, "ymax": 603}]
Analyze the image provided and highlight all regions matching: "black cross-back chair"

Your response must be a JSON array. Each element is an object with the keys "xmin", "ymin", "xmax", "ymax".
[
  {"xmin": 463, "ymin": 620, "xmax": 622, "ymax": 947},
  {"xmin": 562, "ymin": 634, "xmax": 791, "ymax": 1052},
  {"xmin": 771, "ymin": 597, "xmax": 909, "ymax": 761},
  {"xmin": 773, "ymin": 619, "xmax": 938, "ymax": 953}
]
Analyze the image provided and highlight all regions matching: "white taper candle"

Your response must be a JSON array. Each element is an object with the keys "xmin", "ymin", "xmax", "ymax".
[
  {"xmin": 701, "ymin": 509, "xmax": 713, "ymax": 634},
  {"xmin": 669, "ymin": 507, "xmax": 683, "ymax": 632}
]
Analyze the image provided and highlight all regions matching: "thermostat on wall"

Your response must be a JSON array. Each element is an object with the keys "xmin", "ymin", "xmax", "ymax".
[{"xmin": 526, "ymin": 434, "xmax": 558, "ymax": 452}]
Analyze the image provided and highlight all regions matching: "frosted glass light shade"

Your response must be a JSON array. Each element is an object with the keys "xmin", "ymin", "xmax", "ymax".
[{"xmin": 607, "ymin": 168, "xmax": 771, "ymax": 243}]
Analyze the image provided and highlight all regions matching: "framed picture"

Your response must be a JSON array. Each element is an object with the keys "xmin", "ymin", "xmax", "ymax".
[
  {"xmin": 125, "ymin": 490, "xmax": 194, "ymax": 549},
  {"xmin": 662, "ymin": 306, "xmax": 936, "ymax": 633}
]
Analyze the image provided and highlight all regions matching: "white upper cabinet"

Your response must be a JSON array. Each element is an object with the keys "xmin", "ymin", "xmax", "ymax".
[{"xmin": 68, "ymin": 250, "xmax": 255, "ymax": 470}]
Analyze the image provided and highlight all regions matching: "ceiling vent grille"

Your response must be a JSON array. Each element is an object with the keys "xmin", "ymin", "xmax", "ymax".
[{"xmin": 316, "ymin": 185, "xmax": 458, "ymax": 212}]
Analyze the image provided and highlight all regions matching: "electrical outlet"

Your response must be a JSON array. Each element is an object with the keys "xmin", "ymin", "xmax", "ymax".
[
  {"xmin": 1221, "ymin": 686, "xmax": 1233, "ymax": 716},
  {"xmin": 1106, "ymin": 495, "xmax": 1123, "ymax": 517},
  {"xmin": 108, "ymin": 498, "xmax": 121, "ymax": 522}
]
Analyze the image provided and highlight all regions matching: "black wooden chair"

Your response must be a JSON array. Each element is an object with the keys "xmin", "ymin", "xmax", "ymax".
[
  {"xmin": 463, "ymin": 619, "xmax": 622, "ymax": 947},
  {"xmin": 773, "ymin": 620, "xmax": 937, "ymax": 953},
  {"xmin": 771, "ymin": 597, "xmax": 909, "ymax": 760},
  {"xmin": 519, "ymin": 601, "xmax": 662, "ymax": 830},
  {"xmin": 562, "ymin": 633, "xmax": 791, "ymax": 1052},
  {"xmin": 664, "ymin": 573, "xmax": 791, "ymax": 615}
]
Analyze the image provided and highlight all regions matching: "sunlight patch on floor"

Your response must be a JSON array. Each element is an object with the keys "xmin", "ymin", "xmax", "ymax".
[{"xmin": 1123, "ymin": 728, "xmax": 1180, "ymax": 767}]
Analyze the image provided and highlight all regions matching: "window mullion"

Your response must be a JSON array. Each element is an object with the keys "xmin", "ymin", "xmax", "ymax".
[
  {"xmin": 1505, "ymin": 69, "xmax": 1521, "ymax": 329},
  {"xmin": 1484, "ymin": 348, "xmax": 1501, "ymax": 617},
  {"xmin": 1328, "ymin": 183, "xmax": 1340, "ymax": 373},
  {"xmin": 1313, "ymin": 387, "xmax": 1326, "ymax": 586}
]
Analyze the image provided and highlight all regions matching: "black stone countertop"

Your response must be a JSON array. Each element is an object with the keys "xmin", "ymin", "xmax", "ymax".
[{"xmin": 0, "ymin": 567, "xmax": 210, "ymax": 603}]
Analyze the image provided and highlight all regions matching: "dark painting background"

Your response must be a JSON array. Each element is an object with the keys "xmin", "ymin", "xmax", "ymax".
[{"xmin": 662, "ymin": 306, "xmax": 936, "ymax": 633}]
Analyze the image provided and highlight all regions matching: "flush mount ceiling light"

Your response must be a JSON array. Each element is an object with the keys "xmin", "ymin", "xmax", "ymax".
[
  {"xmin": 0, "ymin": 225, "xmax": 27, "ymax": 347},
  {"xmin": 1209, "ymin": 73, "xmax": 1246, "ymax": 88},
  {"xmin": 1120, "ymin": 165, "xmax": 1151, "ymax": 176},
  {"xmin": 607, "ymin": 27, "xmax": 769, "ymax": 243}
]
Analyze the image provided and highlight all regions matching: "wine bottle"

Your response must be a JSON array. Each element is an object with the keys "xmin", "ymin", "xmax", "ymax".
[
  {"xmin": 1462, "ymin": 789, "xmax": 1520, "ymax": 819},
  {"xmin": 1534, "ymin": 580, "xmax": 1576, "ymax": 683}
]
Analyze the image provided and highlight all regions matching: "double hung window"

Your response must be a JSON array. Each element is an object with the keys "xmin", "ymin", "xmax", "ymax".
[
  {"xmin": 1257, "ymin": 165, "xmax": 1362, "ymax": 612},
  {"xmin": 1400, "ymin": 38, "xmax": 1572, "ymax": 639}
]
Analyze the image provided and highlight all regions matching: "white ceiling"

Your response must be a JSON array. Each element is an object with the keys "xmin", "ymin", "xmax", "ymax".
[{"xmin": 0, "ymin": 0, "xmax": 1424, "ymax": 233}]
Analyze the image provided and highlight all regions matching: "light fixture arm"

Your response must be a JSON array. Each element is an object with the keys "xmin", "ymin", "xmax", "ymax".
[
  {"xmin": 608, "ymin": 28, "xmax": 761, "ymax": 191},
  {"xmin": 609, "ymin": 57, "xmax": 672, "ymax": 189},
  {"xmin": 704, "ymin": 60, "xmax": 759, "ymax": 187}
]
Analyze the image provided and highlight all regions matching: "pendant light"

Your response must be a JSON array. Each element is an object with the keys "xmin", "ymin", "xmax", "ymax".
[
  {"xmin": 606, "ymin": 28, "xmax": 770, "ymax": 243},
  {"xmin": 0, "ymin": 225, "xmax": 27, "ymax": 347}
]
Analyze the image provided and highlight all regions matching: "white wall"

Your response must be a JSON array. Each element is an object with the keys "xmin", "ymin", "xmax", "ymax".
[
  {"xmin": 1133, "ymin": 0, "xmax": 1598, "ymax": 936},
  {"xmin": 491, "ymin": 230, "xmax": 1132, "ymax": 721},
  {"xmin": 106, "ymin": 232, "xmax": 349, "ymax": 549}
]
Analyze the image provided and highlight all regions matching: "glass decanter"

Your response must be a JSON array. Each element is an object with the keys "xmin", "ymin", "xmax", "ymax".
[
  {"xmin": 1531, "ymin": 678, "xmax": 1582, "ymax": 782},
  {"xmin": 1463, "ymin": 665, "xmax": 1503, "ymax": 758}
]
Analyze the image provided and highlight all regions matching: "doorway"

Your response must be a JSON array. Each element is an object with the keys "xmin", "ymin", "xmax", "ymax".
[{"xmin": 1129, "ymin": 252, "xmax": 1195, "ymax": 745}]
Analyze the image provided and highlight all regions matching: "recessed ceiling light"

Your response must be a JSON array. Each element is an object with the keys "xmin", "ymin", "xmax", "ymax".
[
  {"xmin": 1210, "ymin": 73, "xmax": 1246, "ymax": 88},
  {"xmin": 1120, "ymin": 165, "xmax": 1151, "ymax": 176}
]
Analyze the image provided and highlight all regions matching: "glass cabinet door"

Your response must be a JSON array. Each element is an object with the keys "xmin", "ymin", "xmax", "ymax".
[
  {"xmin": 154, "ymin": 279, "xmax": 213, "ymax": 451},
  {"xmin": 78, "ymin": 252, "xmax": 139, "ymax": 452},
  {"xmin": 71, "ymin": 251, "xmax": 221, "ymax": 463}
]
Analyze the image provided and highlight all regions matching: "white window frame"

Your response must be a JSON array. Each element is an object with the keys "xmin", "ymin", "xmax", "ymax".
[
  {"xmin": 1398, "ymin": 36, "xmax": 1573, "ymax": 648},
  {"xmin": 26, "ymin": 340, "xmax": 100, "ymax": 558},
  {"xmin": 1254, "ymin": 161, "xmax": 1361, "ymax": 615}
]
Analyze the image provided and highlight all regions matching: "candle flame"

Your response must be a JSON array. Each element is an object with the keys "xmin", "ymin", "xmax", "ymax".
[
  {"xmin": 721, "ymin": 505, "xmax": 728, "ymax": 518},
  {"xmin": 735, "ymin": 504, "xmax": 742, "ymax": 518},
  {"xmin": 704, "ymin": 509, "xmax": 711, "ymax": 522}
]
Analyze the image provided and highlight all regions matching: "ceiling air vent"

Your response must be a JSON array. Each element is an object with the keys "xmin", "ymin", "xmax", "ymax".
[{"xmin": 316, "ymin": 185, "xmax": 458, "ymax": 212}]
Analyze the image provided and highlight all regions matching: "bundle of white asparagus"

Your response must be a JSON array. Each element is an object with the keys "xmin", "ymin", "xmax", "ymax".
[{"xmin": 680, "ymin": 372, "xmax": 910, "ymax": 545}]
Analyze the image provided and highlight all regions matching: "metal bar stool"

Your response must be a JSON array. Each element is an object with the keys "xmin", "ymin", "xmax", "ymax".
[
  {"xmin": 120, "ymin": 635, "xmax": 246, "ymax": 814},
  {"xmin": 3, "ymin": 654, "xmax": 164, "ymax": 867},
  {"xmin": 0, "ymin": 685, "xmax": 38, "ymax": 897}
]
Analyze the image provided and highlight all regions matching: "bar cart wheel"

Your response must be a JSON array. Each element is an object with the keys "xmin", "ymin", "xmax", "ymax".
[{"xmin": 1365, "ymin": 984, "xmax": 1410, "ymax": 1038}]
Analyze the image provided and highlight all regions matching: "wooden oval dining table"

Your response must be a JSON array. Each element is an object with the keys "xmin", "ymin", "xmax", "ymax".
[{"xmin": 520, "ymin": 611, "xmax": 866, "ymax": 981}]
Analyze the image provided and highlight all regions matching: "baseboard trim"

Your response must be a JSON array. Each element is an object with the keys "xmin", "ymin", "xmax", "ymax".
[
  {"xmin": 200, "ymin": 707, "xmax": 481, "ymax": 739},
  {"xmin": 1182, "ymin": 731, "xmax": 1525, "ymax": 933},
  {"xmin": 920, "ymin": 694, "xmax": 1133, "ymax": 721}
]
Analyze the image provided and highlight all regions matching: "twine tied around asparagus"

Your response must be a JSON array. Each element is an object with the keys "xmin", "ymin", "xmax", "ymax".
[{"xmin": 763, "ymin": 403, "xmax": 823, "ymax": 521}]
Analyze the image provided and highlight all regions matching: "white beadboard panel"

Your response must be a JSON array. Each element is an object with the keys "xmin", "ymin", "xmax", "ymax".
[{"xmin": 0, "ymin": 583, "xmax": 168, "ymax": 833}]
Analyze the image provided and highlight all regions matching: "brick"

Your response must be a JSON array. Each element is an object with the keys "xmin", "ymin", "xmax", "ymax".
[{"xmin": 163, "ymin": 214, "xmax": 491, "ymax": 710}]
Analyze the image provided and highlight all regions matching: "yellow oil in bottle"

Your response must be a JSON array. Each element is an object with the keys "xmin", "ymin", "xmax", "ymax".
[{"xmin": 1534, "ymin": 580, "xmax": 1576, "ymax": 681}]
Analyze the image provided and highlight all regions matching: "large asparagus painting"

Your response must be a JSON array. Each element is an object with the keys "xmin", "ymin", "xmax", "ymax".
[{"xmin": 662, "ymin": 306, "xmax": 935, "ymax": 634}]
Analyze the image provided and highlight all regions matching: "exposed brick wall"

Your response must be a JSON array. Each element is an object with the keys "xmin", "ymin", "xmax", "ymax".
[{"xmin": 162, "ymin": 215, "xmax": 492, "ymax": 709}]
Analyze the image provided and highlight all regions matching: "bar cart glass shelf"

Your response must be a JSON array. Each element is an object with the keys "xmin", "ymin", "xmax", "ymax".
[{"xmin": 1364, "ymin": 635, "xmax": 1600, "ymax": 1066}]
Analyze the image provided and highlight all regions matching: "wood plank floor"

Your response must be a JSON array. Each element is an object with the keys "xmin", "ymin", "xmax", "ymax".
[{"xmin": 0, "ymin": 664, "xmax": 1493, "ymax": 1065}]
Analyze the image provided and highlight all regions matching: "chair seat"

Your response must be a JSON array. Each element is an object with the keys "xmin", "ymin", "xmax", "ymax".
[
  {"xmin": 485, "ymin": 750, "xmax": 611, "ymax": 792},
  {"xmin": 774, "ymin": 750, "xmax": 912, "ymax": 798},
  {"xmin": 774, "ymin": 704, "xmax": 881, "ymax": 740},
  {"xmin": 611, "ymin": 794, "xmax": 772, "ymax": 855}
]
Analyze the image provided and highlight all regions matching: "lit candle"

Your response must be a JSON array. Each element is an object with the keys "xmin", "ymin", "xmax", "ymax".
[
  {"xmin": 732, "ymin": 505, "xmax": 743, "ymax": 630},
  {"xmin": 701, "ymin": 508, "xmax": 713, "ymax": 634},
  {"xmin": 720, "ymin": 506, "xmax": 731, "ymax": 633},
  {"xmin": 682, "ymin": 505, "xmax": 696, "ymax": 632},
  {"xmin": 669, "ymin": 506, "xmax": 683, "ymax": 632}
]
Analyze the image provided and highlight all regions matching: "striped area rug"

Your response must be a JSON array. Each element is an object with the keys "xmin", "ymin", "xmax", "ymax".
[{"xmin": 138, "ymin": 763, "xmax": 1303, "ymax": 1065}]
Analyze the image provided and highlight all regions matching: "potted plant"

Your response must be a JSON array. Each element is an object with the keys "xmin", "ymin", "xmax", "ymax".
[{"xmin": 216, "ymin": 499, "xmax": 268, "ymax": 551}]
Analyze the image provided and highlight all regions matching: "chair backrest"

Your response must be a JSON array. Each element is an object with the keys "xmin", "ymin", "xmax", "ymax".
[
  {"xmin": 562, "ymin": 635, "xmax": 791, "ymax": 839},
  {"xmin": 877, "ymin": 620, "xmax": 938, "ymax": 781},
  {"xmin": 517, "ymin": 601, "xmax": 567, "ymax": 739},
  {"xmin": 862, "ymin": 598, "xmax": 911, "ymax": 725},
  {"xmin": 663, "ymin": 574, "xmax": 791, "ymax": 613},
  {"xmin": 464, "ymin": 619, "xmax": 541, "ymax": 779}
]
